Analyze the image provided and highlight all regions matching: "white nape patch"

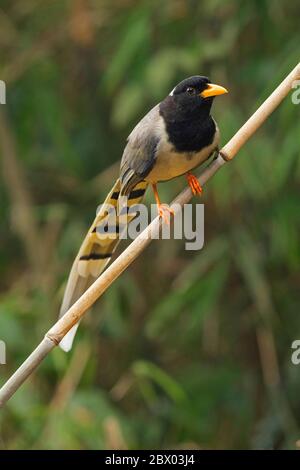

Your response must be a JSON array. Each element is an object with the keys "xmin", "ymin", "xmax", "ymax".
[{"xmin": 169, "ymin": 86, "xmax": 176, "ymax": 96}]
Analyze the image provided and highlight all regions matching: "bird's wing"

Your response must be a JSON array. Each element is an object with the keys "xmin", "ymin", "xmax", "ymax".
[{"xmin": 120, "ymin": 105, "xmax": 161, "ymax": 194}]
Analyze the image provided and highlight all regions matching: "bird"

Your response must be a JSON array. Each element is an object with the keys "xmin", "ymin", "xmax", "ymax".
[{"xmin": 59, "ymin": 75, "xmax": 228, "ymax": 352}]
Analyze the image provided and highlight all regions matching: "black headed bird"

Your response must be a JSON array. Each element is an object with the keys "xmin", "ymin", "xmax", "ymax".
[{"xmin": 59, "ymin": 76, "xmax": 228, "ymax": 351}]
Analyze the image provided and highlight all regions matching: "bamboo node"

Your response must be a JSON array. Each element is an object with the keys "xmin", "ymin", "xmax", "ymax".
[
  {"xmin": 45, "ymin": 333, "xmax": 61, "ymax": 346},
  {"xmin": 219, "ymin": 150, "xmax": 231, "ymax": 162}
]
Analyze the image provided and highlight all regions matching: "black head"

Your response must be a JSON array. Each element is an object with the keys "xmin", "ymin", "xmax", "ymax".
[
  {"xmin": 170, "ymin": 76, "xmax": 211, "ymax": 96},
  {"xmin": 165, "ymin": 75, "xmax": 228, "ymax": 120}
]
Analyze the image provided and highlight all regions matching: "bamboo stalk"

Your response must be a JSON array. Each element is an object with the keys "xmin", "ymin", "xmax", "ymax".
[
  {"xmin": 0, "ymin": 62, "xmax": 299, "ymax": 408},
  {"xmin": 221, "ymin": 63, "xmax": 300, "ymax": 160}
]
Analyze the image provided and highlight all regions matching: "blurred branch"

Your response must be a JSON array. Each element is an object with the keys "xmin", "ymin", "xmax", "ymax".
[
  {"xmin": 2, "ymin": 27, "xmax": 66, "ymax": 84},
  {"xmin": 48, "ymin": 341, "xmax": 91, "ymax": 410},
  {"xmin": 68, "ymin": 0, "xmax": 95, "ymax": 47},
  {"xmin": 34, "ymin": 341, "xmax": 91, "ymax": 447},
  {"xmin": 103, "ymin": 417, "xmax": 127, "ymax": 450},
  {"xmin": 10, "ymin": 0, "xmax": 47, "ymax": 18},
  {"xmin": 0, "ymin": 62, "xmax": 299, "ymax": 408},
  {"xmin": 0, "ymin": 108, "xmax": 43, "ymax": 276},
  {"xmin": 234, "ymin": 226, "xmax": 299, "ymax": 435},
  {"xmin": 0, "ymin": 9, "xmax": 18, "ymax": 45},
  {"xmin": 2, "ymin": 1, "xmax": 106, "ymax": 85}
]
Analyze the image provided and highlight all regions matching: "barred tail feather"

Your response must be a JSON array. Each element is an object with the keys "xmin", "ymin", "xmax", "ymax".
[{"xmin": 59, "ymin": 178, "xmax": 148, "ymax": 352}]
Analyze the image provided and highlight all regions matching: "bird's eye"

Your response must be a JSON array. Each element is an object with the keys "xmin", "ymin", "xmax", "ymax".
[{"xmin": 186, "ymin": 87, "xmax": 196, "ymax": 95}]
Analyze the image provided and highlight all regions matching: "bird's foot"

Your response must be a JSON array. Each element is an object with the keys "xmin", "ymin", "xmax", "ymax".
[
  {"xmin": 157, "ymin": 203, "xmax": 174, "ymax": 225},
  {"xmin": 186, "ymin": 173, "xmax": 203, "ymax": 196}
]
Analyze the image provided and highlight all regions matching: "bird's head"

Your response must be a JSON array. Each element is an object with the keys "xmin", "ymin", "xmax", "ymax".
[{"xmin": 166, "ymin": 76, "xmax": 228, "ymax": 119}]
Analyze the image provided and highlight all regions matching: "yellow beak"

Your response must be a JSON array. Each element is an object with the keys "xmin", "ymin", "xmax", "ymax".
[{"xmin": 200, "ymin": 83, "xmax": 228, "ymax": 98}]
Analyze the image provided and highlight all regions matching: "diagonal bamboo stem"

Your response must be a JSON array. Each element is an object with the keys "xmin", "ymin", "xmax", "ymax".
[{"xmin": 0, "ymin": 62, "xmax": 299, "ymax": 408}]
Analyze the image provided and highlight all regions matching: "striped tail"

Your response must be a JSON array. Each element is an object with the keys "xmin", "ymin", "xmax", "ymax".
[{"xmin": 59, "ymin": 178, "xmax": 148, "ymax": 352}]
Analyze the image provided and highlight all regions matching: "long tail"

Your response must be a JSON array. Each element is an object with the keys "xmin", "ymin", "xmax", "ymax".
[{"xmin": 59, "ymin": 178, "xmax": 148, "ymax": 352}]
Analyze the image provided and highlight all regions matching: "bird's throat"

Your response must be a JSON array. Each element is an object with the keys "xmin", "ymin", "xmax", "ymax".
[
  {"xmin": 164, "ymin": 113, "xmax": 216, "ymax": 153},
  {"xmin": 159, "ymin": 96, "xmax": 216, "ymax": 153}
]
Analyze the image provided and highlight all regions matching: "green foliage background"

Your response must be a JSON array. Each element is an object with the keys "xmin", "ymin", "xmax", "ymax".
[{"xmin": 0, "ymin": 0, "xmax": 299, "ymax": 449}]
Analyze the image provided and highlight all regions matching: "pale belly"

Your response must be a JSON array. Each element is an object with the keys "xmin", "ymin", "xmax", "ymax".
[{"xmin": 145, "ymin": 130, "xmax": 219, "ymax": 183}]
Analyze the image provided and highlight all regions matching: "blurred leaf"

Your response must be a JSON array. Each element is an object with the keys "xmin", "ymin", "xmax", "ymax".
[{"xmin": 133, "ymin": 360, "xmax": 187, "ymax": 404}]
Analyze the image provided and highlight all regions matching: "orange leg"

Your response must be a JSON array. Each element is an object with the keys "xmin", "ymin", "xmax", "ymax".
[
  {"xmin": 152, "ymin": 183, "xmax": 174, "ymax": 224},
  {"xmin": 186, "ymin": 172, "xmax": 203, "ymax": 196}
]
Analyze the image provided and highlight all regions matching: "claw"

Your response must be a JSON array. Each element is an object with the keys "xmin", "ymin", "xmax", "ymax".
[
  {"xmin": 158, "ymin": 203, "xmax": 174, "ymax": 225},
  {"xmin": 186, "ymin": 173, "xmax": 203, "ymax": 196},
  {"xmin": 152, "ymin": 183, "xmax": 174, "ymax": 225}
]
